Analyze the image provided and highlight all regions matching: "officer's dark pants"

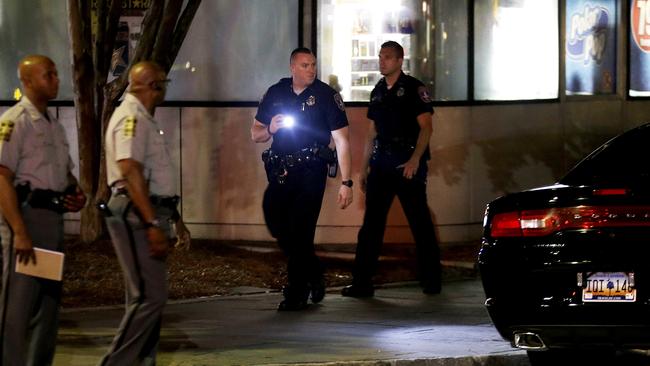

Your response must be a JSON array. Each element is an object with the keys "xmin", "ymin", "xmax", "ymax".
[
  {"xmin": 353, "ymin": 164, "xmax": 441, "ymax": 287},
  {"xmin": 99, "ymin": 194, "xmax": 172, "ymax": 366},
  {"xmin": 263, "ymin": 162, "xmax": 328, "ymax": 301},
  {"xmin": 0, "ymin": 205, "xmax": 63, "ymax": 366}
]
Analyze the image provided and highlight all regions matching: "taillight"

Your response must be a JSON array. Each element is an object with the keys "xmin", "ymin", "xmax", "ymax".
[
  {"xmin": 593, "ymin": 188, "xmax": 628, "ymax": 196},
  {"xmin": 490, "ymin": 206, "xmax": 650, "ymax": 238},
  {"xmin": 490, "ymin": 212, "xmax": 521, "ymax": 237}
]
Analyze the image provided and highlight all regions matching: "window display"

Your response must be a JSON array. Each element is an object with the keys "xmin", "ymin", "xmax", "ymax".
[
  {"xmin": 319, "ymin": 0, "xmax": 420, "ymax": 102},
  {"xmin": 474, "ymin": 0, "xmax": 559, "ymax": 100}
]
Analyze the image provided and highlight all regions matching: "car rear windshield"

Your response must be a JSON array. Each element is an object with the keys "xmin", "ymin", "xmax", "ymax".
[{"xmin": 560, "ymin": 124, "xmax": 650, "ymax": 187}]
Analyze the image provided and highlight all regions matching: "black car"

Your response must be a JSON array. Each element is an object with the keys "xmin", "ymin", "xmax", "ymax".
[{"xmin": 478, "ymin": 123, "xmax": 650, "ymax": 364}]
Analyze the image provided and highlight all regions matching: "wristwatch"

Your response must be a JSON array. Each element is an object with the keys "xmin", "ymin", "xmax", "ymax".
[
  {"xmin": 144, "ymin": 219, "xmax": 161, "ymax": 229},
  {"xmin": 342, "ymin": 180, "xmax": 353, "ymax": 188}
]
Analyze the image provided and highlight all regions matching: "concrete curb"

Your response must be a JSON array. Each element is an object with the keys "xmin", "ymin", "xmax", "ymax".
[{"xmin": 258, "ymin": 353, "xmax": 530, "ymax": 366}]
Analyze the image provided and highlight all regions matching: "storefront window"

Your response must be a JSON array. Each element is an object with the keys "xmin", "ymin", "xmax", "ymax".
[
  {"xmin": 0, "ymin": 1, "xmax": 73, "ymax": 100},
  {"xmin": 431, "ymin": 0, "xmax": 468, "ymax": 101},
  {"xmin": 319, "ymin": 0, "xmax": 467, "ymax": 102},
  {"xmin": 474, "ymin": 0, "xmax": 559, "ymax": 100},
  {"xmin": 167, "ymin": 0, "xmax": 298, "ymax": 101},
  {"xmin": 0, "ymin": 1, "xmax": 298, "ymax": 102},
  {"xmin": 565, "ymin": 0, "xmax": 617, "ymax": 95}
]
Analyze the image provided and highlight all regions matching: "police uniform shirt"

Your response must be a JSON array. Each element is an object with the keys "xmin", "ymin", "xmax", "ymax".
[
  {"xmin": 105, "ymin": 93, "xmax": 176, "ymax": 197},
  {"xmin": 368, "ymin": 71, "xmax": 433, "ymax": 160},
  {"xmin": 255, "ymin": 78, "xmax": 348, "ymax": 154},
  {"xmin": 0, "ymin": 97, "xmax": 73, "ymax": 191}
]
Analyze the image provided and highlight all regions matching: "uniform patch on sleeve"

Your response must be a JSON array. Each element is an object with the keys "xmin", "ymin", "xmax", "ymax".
[
  {"xmin": 124, "ymin": 116, "xmax": 137, "ymax": 138},
  {"xmin": 418, "ymin": 86, "xmax": 432, "ymax": 103},
  {"xmin": 334, "ymin": 93, "xmax": 345, "ymax": 111},
  {"xmin": 0, "ymin": 120, "xmax": 15, "ymax": 142}
]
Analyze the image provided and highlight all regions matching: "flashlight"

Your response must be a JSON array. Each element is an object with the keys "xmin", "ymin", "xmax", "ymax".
[{"xmin": 283, "ymin": 116, "xmax": 295, "ymax": 128}]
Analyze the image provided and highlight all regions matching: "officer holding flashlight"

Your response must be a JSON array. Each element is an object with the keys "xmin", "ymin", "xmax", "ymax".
[{"xmin": 251, "ymin": 47, "xmax": 353, "ymax": 311}]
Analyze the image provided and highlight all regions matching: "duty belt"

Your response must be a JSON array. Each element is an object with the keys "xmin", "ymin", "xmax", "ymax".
[
  {"xmin": 16, "ymin": 183, "xmax": 76, "ymax": 213},
  {"xmin": 373, "ymin": 138, "xmax": 416, "ymax": 155},
  {"xmin": 150, "ymin": 195, "xmax": 180, "ymax": 210},
  {"xmin": 107, "ymin": 182, "xmax": 180, "ymax": 220},
  {"xmin": 111, "ymin": 183, "xmax": 179, "ymax": 210},
  {"xmin": 261, "ymin": 144, "xmax": 336, "ymax": 184}
]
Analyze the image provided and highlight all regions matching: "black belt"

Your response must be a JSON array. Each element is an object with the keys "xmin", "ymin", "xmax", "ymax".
[
  {"xmin": 110, "ymin": 182, "xmax": 179, "ymax": 210},
  {"xmin": 150, "ymin": 195, "xmax": 179, "ymax": 210},
  {"xmin": 16, "ymin": 183, "xmax": 74, "ymax": 213},
  {"xmin": 261, "ymin": 144, "xmax": 336, "ymax": 184},
  {"xmin": 263, "ymin": 145, "xmax": 335, "ymax": 167},
  {"xmin": 373, "ymin": 138, "xmax": 416, "ymax": 154}
]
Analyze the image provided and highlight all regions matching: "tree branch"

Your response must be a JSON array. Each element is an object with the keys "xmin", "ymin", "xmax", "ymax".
[
  {"xmin": 168, "ymin": 0, "xmax": 202, "ymax": 72},
  {"xmin": 152, "ymin": 0, "xmax": 184, "ymax": 69},
  {"xmin": 105, "ymin": 0, "xmax": 165, "ymax": 103}
]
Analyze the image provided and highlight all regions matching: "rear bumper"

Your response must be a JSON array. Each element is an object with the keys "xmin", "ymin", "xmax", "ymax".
[{"xmin": 479, "ymin": 237, "xmax": 650, "ymax": 349}]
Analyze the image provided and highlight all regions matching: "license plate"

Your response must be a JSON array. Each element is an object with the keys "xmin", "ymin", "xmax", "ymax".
[{"xmin": 582, "ymin": 272, "xmax": 636, "ymax": 302}]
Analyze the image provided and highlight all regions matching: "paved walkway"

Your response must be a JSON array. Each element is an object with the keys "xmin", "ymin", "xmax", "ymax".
[{"xmin": 54, "ymin": 278, "xmax": 531, "ymax": 366}]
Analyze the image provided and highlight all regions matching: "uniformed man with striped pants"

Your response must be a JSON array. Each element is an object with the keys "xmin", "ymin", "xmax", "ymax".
[
  {"xmin": 0, "ymin": 55, "xmax": 86, "ymax": 366},
  {"xmin": 100, "ymin": 61, "xmax": 189, "ymax": 365}
]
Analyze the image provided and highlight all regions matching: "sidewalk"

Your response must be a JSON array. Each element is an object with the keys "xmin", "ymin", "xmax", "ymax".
[{"xmin": 54, "ymin": 278, "xmax": 530, "ymax": 366}]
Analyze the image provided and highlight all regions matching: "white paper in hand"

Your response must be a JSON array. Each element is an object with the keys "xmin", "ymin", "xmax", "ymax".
[{"xmin": 15, "ymin": 248, "xmax": 64, "ymax": 281}]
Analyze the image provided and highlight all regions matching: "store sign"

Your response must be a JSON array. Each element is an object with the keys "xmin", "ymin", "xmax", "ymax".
[
  {"xmin": 630, "ymin": 0, "xmax": 650, "ymax": 95},
  {"xmin": 567, "ymin": 5, "xmax": 609, "ymax": 64},
  {"xmin": 632, "ymin": 0, "xmax": 650, "ymax": 52},
  {"xmin": 565, "ymin": 0, "xmax": 616, "ymax": 95}
]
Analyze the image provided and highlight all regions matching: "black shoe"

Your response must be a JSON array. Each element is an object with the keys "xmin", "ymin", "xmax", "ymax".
[
  {"xmin": 422, "ymin": 282, "xmax": 441, "ymax": 295},
  {"xmin": 310, "ymin": 281, "xmax": 326, "ymax": 303},
  {"xmin": 277, "ymin": 299, "xmax": 308, "ymax": 311},
  {"xmin": 341, "ymin": 283, "xmax": 375, "ymax": 297}
]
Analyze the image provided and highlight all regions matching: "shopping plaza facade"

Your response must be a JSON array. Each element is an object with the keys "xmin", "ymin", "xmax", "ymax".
[{"xmin": 1, "ymin": 0, "xmax": 650, "ymax": 245}]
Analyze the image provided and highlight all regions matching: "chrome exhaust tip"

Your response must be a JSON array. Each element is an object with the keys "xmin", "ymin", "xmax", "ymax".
[{"xmin": 513, "ymin": 332, "xmax": 547, "ymax": 350}]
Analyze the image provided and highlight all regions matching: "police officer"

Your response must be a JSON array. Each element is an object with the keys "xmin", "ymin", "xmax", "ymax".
[
  {"xmin": 100, "ymin": 61, "xmax": 189, "ymax": 365},
  {"xmin": 0, "ymin": 55, "xmax": 86, "ymax": 366},
  {"xmin": 251, "ymin": 47, "xmax": 353, "ymax": 311},
  {"xmin": 342, "ymin": 41, "xmax": 441, "ymax": 297}
]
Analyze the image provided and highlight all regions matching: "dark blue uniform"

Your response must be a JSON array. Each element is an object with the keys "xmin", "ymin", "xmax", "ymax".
[
  {"xmin": 256, "ymin": 77, "xmax": 348, "ymax": 306},
  {"xmin": 354, "ymin": 71, "xmax": 441, "ymax": 291}
]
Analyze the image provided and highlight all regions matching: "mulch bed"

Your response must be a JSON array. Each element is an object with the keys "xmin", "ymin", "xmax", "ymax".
[{"xmin": 61, "ymin": 238, "xmax": 480, "ymax": 308}]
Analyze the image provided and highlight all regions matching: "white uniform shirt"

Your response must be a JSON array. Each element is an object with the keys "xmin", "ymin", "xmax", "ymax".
[
  {"xmin": 105, "ymin": 93, "xmax": 176, "ymax": 197},
  {"xmin": 0, "ymin": 97, "xmax": 73, "ymax": 191}
]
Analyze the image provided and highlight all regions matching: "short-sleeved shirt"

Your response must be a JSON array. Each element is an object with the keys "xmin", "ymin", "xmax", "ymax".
[
  {"xmin": 105, "ymin": 93, "xmax": 176, "ymax": 197},
  {"xmin": 368, "ymin": 71, "xmax": 433, "ymax": 160},
  {"xmin": 0, "ymin": 97, "xmax": 73, "ymax": 191},
  {"xmin": 255, "ymin": 78, "xmax": 348, "ymax": 154}
]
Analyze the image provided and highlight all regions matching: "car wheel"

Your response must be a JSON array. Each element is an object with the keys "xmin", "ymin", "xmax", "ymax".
[{"xmin": 527, "ymin": 349, "xmax": 615, "ymax": 365}]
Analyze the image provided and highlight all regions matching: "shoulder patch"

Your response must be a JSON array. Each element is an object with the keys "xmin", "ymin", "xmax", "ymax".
[
  {"xmin": 0, "ymin": 120, "xmax": 15, "ymax": 142},
  {"xmin": 334, "ymin": 93, "xmax": 345, "ymax": 111},
  {"xmin": 124, "ymin": 116, "xmax": 137, "ymax": 138},
  {"xmin": 418, "ymin": 86, "xmax": 432, "ymax": 103}
]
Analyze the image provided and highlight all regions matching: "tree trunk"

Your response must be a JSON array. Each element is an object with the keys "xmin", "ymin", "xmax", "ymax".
[
  {"xmin": 68, "ymin": 0, "xmax": 103, "ymax": 242},
  {"xmin": 69, "ymin": 0, "xmax": 202, "ymax": 242}
]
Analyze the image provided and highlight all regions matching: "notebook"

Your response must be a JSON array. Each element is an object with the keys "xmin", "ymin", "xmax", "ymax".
[{"xmin": 15, "ymin": 247, "xmax": 65, "ymax": 281}]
